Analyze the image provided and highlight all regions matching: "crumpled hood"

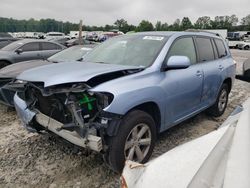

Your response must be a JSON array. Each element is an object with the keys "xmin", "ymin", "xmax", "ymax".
[
  {"xmin": 0, "ymin": 60, "xmax": 52, "ymax": 78},
  {"xmin": 17, "ymin": 61, "xmax": 141, "ymax": 87}
]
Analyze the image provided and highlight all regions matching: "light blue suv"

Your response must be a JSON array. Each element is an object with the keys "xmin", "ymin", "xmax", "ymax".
[{"xmin": 14, "ymin": 31, "xmax": 236, "ymax": 172}]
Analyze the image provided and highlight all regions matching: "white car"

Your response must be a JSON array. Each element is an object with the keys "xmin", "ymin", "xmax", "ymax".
[
  {"xmin": 237, "ymin": 40, "xmax": 250, "ymax": 50},
  {"xmin": 121, "ymin": 98, "xmax": 250, "ymax": 188},
  {"xmin": 45, "ymin": 32, "xmax": 66, "ymax": 40}
]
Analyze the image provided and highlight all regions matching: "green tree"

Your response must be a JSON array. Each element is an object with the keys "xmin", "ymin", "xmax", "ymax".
[
  {"xmin": 195, "ymin": 16, "xmax": 211, "ymax": 29},
  {"xmin": 229, "ymin": 14, "xmax": 238, "ymax": 26},
  {"xmin": 181, "ymin": 17, "xmax": 192, "ymax": 30},
  {"xmin": 210, "ymin": 15, "xmax": 238, "ymax": 30},
  {"xmin": 155, "ymin": 21, "xmax": 162, "ymax": 31},
  {"xmin": 114, "ymin": 19, "xmax": 130, "ymax": 33},
  {"xmin": 168, "ymin": 19, "xmax": 181, "ymax": 31},
  {"xmin": 155, "ymin": 21, "xmax": 168, "ymax": 31},
  {"xmin": 242, "ymin": 14, "xmax": 250, "ymax": 25},
  {"xmin": 136, "ymin": 20, "xmax": 154, "ymax": 32}
]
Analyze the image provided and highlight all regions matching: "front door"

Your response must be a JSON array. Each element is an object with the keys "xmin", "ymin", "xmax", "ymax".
[
  {"xmin": 13, "ymin": 42, "xmax": 42, "ymax": 63},
  {"xmin": 160, "ymin": 36, "xmax": 203, "ymax": 129}
]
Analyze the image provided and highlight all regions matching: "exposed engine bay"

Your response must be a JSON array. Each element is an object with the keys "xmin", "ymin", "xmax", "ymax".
[
  {"xmin": 13, "ymin": 64, "xmax": 143, "ymax": 154},
  {"xmin": 21, "ymin": 81, "xmax": 115, "ymax": 136}
]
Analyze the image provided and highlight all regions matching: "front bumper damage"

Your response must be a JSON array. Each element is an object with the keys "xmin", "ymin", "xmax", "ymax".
[{"xmin": 14, "ymin": 93, "xmax": 103, "ymax": 152}]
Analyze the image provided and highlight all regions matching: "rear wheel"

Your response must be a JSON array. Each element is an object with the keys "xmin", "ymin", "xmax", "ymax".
[
  {"xmin": 105, "ymin": 110, "xmax": 156, "ymax": 173},
  {"xmin": 207, "ymin": 84, "xmax": 229, "ymax": 117},
  {"xmin": 244, "ymin": 46, "xmax": 250, "ymax": 50},
  {"xmin": 0, "ymin": 61, "xmax": 10, "ymax": 69}
]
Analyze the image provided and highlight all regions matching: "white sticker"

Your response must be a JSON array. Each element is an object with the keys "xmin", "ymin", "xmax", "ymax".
[{"xmin": 143, "ymin": 36, "xmax": 164, "ymax": 41}]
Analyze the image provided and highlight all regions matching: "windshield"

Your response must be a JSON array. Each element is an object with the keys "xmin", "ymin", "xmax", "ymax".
[
  {"xmin": 1, "ymin": 41, "xmax": 24, "ymax": 51},
  {"xmin": 83, "ymin": 34, "xmax": 168, "ymax": 67},
  {"xmin": 48, "ymin": 45, "xmax": 92, "ymax": 62}
]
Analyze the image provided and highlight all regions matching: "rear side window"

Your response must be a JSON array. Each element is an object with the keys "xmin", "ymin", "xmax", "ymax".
[
  {"xmin": 41, "ymin": 42, "xmax": 61, "ymax": 50},
  {"xmin": 21, "ymin": 42, "xmax": 40, "ymax": 52},
  {"xmin": 196, "ymin": 37, "xmax": 214, "ymax": 62},
  {"xmin": 167, "ymin": 37, "xmax": 197, "ymax": 64},
  {"xmin": 214, "ymin": 39, "xmax": 227, "ymax": 58}
]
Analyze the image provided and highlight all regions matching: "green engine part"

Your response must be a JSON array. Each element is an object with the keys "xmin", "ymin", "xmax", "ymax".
[{"xmin": 79, "ymin": 94, "xmax": 96, "ymax": 111}]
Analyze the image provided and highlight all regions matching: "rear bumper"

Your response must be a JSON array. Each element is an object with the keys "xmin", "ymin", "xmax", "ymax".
[{"xmin": 14, "ymin": 93, "xmax": 103, "ymax": 152}]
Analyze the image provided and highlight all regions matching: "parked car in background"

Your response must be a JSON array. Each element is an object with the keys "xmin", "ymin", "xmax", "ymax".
[
  {"xmin": 65, "ymin": 38, "xmax": 96, "ymax": 47},
  {"xmin": 0, "ymin": 38, "xmax": 19, "ymax": 49},
  {"xmin": 0, "ymin": 32, "xmax": 19, "ymax": 49},
  {"xmin": 0, "ymin": 33, "xmax": 13, "ymax": 38},
  {"xmin": 47, "ymin": 37, "xmax": 69, "ymax": 46},
  {"xmin": 0, "ymin": 39, "xmax": 65, "ymax": 69},
  {"xmin": 14, "ymin": 31, "xmax": 235, "ymax": 172},
  {"xmin": 45, "ymin": 32, "xmax": 66, "ymax": 40},
  {"xmin": 227, "ymin": 31, "xmax": 250, "ymax": 48},
  {"xmin": 237, "ymin": 40, "xmax": 250, "ymax": 50},
  {"xmin": 0, "ymin": 45, "xmax": 93, "ymax": 106}
]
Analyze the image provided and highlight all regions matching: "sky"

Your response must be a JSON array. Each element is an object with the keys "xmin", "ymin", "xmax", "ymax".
[{"xmin": 0, "ymin": 0, "xmax": 249, "ymax": 26}]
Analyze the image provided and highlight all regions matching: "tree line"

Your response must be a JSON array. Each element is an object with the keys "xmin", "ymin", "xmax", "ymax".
[{"xmin": 0, "ymin": 14, "xmax": 250, "ymax": 34}]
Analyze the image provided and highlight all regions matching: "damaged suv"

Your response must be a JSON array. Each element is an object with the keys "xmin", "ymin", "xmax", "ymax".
[{"xmin": 14, "ymin": 32, "xmax": 235, "ymax": 172}]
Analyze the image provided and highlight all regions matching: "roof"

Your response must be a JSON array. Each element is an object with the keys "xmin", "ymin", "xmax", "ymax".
[{"xmin": 130, "ymin": 31, "xmax": 223, "ymax": 39}]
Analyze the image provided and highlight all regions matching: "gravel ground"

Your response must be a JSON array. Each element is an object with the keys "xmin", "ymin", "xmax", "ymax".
[{"xmin": 0, "ymin": 49, "xmax": 250, "ymax": 188}]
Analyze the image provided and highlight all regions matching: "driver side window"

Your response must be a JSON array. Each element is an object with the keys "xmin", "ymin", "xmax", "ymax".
[{"xmin": 166, "ymin": 37, "xmax": 197, "ymax": 64}]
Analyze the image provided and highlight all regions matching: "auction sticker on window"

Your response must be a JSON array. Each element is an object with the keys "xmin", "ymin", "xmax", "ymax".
[{"xmin": 143, "ymin": 36, "xmax": 164, "ymax": 41}]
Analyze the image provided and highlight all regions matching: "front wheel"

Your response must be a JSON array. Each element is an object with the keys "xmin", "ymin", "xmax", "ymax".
[
  {"xmin": 0, "ymin": 61, "xmax": 10, "ymax": 69},
  {"xmin": 244, "ymin": 46, "xmax": 250, "ymax": 50},
  {"xmin": 105, "ymin": 110, "xmax": 156, "ymax": 173},
  {"xmin": 207, "ymin": 84, "xmax": 229, "ymax": 117}
]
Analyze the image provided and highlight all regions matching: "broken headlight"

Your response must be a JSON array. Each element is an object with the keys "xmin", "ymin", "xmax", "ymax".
[
  {"xmin": 6, "ymin": 79, "xmax": 27, "ymax": 91},
  {"xmin": 94, "ymin": 92, "xmax": 114, "ymax": 109}
]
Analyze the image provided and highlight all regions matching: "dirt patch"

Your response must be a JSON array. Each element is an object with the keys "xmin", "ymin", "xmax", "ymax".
[{"xmin": 0, "ymin": 50, "xmax": 250, "ymax": 188}]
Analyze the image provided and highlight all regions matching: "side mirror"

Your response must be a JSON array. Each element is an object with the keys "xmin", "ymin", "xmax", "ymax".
[
  {"xmin": 162, "ymin": 56, "xmax": 191, "ymax": 70},
  {"xmin": 15, "ymin": 49, "xmax": 23, "ymax": 54}
]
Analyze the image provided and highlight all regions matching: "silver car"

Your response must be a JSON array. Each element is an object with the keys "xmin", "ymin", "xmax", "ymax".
[
  {"xmin": 0, "ymin": 45, "xmax": 93, "ymax": 106},
  {"xmin": 0, "ymin": 39, "xmax": 65, "ymax": 69}
]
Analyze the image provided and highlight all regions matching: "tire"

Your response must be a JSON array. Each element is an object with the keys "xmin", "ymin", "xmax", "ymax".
[
  {"xmin": 0, "ymin": 61, "xmax": 10, "ymax": 69},
  {"xmin": 207, "ymin": 84, "xmax": 229, "ymax": 117},
  {"xmin": 244, "ymin": 46, "xmax": 249, "ymax": 50},
  {"xmin": 105, "ymin": 110, "xmax": 157, "ymax": 173}
]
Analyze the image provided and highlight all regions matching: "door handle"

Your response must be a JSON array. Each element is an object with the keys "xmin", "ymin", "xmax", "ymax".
[{"xmin": 196, "ymin": 70, "xmax": 202, "ymax": 77}]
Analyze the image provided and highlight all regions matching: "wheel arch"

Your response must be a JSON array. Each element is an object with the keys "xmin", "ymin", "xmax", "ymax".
[
  {"xmin": 126, "ymin": 101, "xmax": 161, "ymax": 133},
  {"xmin": 223, "ymin": 77, "xmax": 232, "ymax": 92}
]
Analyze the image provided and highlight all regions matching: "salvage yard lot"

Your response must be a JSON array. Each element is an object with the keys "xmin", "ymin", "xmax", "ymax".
[{"xmin": 0, "ymin": 49, "xmax": 250, "ymax": 188}]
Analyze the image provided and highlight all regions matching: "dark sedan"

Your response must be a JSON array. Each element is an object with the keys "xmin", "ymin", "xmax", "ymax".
[
  {"xmin": 0, "ymin": 45, "xmax": 93, "ymax": 106},
  {"xmin": 0, "ymin": 32, "xmax": 19, "ymax": 49},
  {"xmin": 0, "ymin": 39, "xmax": 66, "ymax": 69}
]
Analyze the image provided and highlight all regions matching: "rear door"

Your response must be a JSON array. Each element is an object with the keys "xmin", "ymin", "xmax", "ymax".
[
  {"xmin": 40, "ymin": 42, "xmax": 63, "ymax": 59},
  {"xmin": 195, "ymin": 37, "xmax": 224, "ymax": 106},
  {"xmin": 161, "ymin": 36, "xmax": 204, "ymax": 127},
  {"xmin": 13, "ymin": 42, "xmax": 41, "ymax": 62}
]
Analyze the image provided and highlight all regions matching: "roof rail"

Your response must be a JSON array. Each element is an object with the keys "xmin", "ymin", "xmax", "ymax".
[{"xmin": 185, "ymin": 29, "xmax": 222, "ymax": 37}]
